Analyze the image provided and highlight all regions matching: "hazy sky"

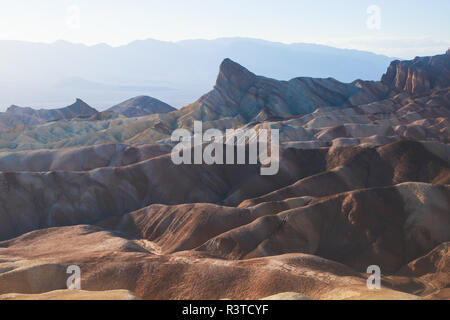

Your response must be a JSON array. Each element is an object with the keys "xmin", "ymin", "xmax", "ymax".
[{"xmin": 0, "ymin": 0, "xmax": 449, "ymax": 58}]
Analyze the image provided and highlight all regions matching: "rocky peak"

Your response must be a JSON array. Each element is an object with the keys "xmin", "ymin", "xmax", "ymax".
[
  {"xmin": 215, "ymin": 59, "xmax": 256, "ymax": 99},
  {"xmin": 61, "ymin": 98, "xmax": 98, "ymax": 119},
  {"xmin": 381, "ymin": 50, "xmax": 450, "ymax": 95}
]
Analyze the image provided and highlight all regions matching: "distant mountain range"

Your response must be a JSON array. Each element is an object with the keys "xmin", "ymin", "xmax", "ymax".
[{"xmin": 0, "ymin": 38, "xmax": 395, "ymax": 110}]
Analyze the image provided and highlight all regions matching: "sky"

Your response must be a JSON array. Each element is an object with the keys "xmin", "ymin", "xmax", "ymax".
[{"xmin": 0, "ymin": 0, "xmax": 449, "ymax": 58}]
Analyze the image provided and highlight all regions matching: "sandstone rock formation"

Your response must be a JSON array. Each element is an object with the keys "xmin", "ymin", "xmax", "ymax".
[
  {"xmin": 381, "ymin": 50, "xmax": 450, "ymax": 95},
  {"xmin": 0, "ymin": 51, "xmax": 448, "ymax": 300}
]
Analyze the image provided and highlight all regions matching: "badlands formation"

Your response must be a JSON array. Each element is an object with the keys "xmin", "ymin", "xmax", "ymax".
[{"xmin": 0, "ymin": 51, "xmax": 449, "ymax": 300}]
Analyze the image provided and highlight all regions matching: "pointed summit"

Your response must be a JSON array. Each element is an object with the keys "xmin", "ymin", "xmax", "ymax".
[
  {"xmin": 218, "ymin": 58, "xmax": 253, "ymax": 77},
  {"xmin": 63, "ymin": 98, "xmax": 98, "ymax": 119},
  {"xmin": 215, "ymin": 58, "xmax": 256, "ymax": 95}
]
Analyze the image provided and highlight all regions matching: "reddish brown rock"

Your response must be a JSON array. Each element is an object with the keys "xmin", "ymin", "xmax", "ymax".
[
  {"xmin": 0, "ymin": 225, "xmax": 421, "ymax": 300},
  {"xmin": 382, "ymin": 51, "xmax": 450, "ymax": 95}
]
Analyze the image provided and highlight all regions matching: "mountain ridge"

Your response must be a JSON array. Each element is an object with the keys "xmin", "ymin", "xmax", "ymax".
[
  {"xmin": 0, "ymin": 51, "xmax": 448, "ymax": 151},
  {"xmin": 0, "ymin": 37, "xmax": 395, "ymax": 109},
  {"xmin": 0, "ymin": 95, "xmax": 176, "ymax": 131}
]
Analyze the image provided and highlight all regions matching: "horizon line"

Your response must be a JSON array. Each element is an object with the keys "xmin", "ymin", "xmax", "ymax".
[{"xmin": 0, "ymin": 36, "xmax": 401, "ymax": 59}]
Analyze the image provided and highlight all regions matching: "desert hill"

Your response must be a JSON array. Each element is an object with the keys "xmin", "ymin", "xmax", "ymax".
[
  {"xmin": 107, "ymin": 95, "xmax": 176, "ymax": 117},
  {"xmin": 0, "ymin": 95, "xmax": 176, "ymax": 133},
  {"xmin": 0, "ymin": 51, "xmax": 448, "ymax": 300},
  {"xmin": 0, "ymin": 98, "xmax": 97, "ymax": 131}
]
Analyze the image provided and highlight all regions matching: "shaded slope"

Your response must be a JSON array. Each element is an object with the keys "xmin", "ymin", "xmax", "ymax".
[
  {"xmin": 0, "ymin": 140, "xmax": 447, "ymax": 242},
  {"xmin": 0, "ymin": 143, "xmax": 172, "ymax": 172},
  {"xmin": 200, "ymin": 183, "xmax": 450, "ymax": 273},
  {"xmin": 171, "ymin": 58, "xmax": 390, "ymax": 129},
  {"xmin": 238, "ymin": 140, "xmax": 450, "ymax": 207}
]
